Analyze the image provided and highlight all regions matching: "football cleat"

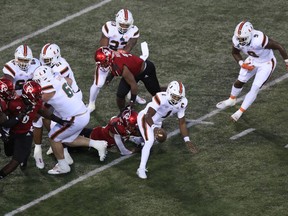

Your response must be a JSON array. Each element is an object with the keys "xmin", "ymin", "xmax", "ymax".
[
  {"xmin": 90, "ymin": 140, "xmax": 108, "ymax": 161},
  {"xmin": 136, "ymin": 95, "xmax": 146, "ymax": 105},
  {"xmin": 231, "ymin": 109, "xmax": 243, "ymax": 122},
  {"xmin": 216, "ymin": 98, "xmax": 236, "ymax": 109},
  {"xmin": 33, "ymin": 146, "xmax": 44, "ymax": 169},
  {"xmin": 136, "ymin": 168, "xmax": 148, "ymax": 179},
  {"xmin": 48, "ymin": 163, "xmax": 71, "ymax": 175}
]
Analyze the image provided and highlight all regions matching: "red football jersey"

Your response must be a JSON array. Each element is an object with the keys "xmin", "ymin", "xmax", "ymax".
[
  {"xmin": 90, "ymin": 116, "xmax": 131, "ymax": 147},
  {"xmin": 7, "ymin": 97, "xmax": 42, "ymax": 134},
  {"xmin": 0, "ymin": 97, "xmax": 8, "ymax": 112},
  {"xmin": 111, "ymin": 52, "xmax": 144, "ymax": 77}
]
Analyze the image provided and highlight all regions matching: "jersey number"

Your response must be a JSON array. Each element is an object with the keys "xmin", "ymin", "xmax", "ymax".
[{"xmin": 62, "ymin": 83, "xmax": 74, "ymax": 98}]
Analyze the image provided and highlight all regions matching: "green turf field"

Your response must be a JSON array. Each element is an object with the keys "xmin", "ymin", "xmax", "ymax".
[{"xmin": 1, "ymin": 0, "xmax": 288, "ymax": 215}]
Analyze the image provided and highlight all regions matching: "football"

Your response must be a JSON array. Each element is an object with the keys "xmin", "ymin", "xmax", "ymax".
[{"xmin": 155, "ymin": 128, "xmax": 167, "ymax": 143}]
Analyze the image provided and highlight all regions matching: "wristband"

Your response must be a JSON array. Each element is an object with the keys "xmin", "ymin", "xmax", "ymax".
[
  {"xmin": 151, "ymin": 124, "xmax": 157, "ymax": 130},
  {"xmin": 130, "ymin": 94, "xmax": 137, "ymax": 103},
  {"xmin": 284, "ymin": 59, "xmax": 288, "ymax": 64},
  {"xmin": 184, "ymin": 136, "xmax": 190, "ymax": 142},
  {"xmin": 238, "ymin": 60, "xmax": 244, "ymax": 66}
]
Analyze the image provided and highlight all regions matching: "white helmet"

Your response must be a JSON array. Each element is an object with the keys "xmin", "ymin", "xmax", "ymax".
[
  {"xmin": 166, "ymin": 81, "xmax": 186, "ymax": 105},
  {"xmin": 14, "ymin": 45, "xmax": 33, "ymax": 71},
  {"xmin": 234, "ymin": 21, "xmax": 253, "ymax": 46},
  {"xmin": 33, "ymin": 66, "xmax": 54, "ymax": 85},
  {"xmin": 40, "ymin": 43, "xmax": 61, "ymax": 66},
  {"xmin": 115, "ymin": 9, "xmax": 134, "ymax": 34}
]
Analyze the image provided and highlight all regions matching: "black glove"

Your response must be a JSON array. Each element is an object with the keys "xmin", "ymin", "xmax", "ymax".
[{"xmin": 105, "ymin": 72, "xmax": 114, "ymax": 85}]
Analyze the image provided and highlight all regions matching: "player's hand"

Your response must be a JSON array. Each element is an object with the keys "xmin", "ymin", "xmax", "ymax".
[
  {"xmin": 241, "ymin": 63, "xmax": 255, "ymax": 71},
  {"xmin": 185, "ymin": 141, "xmax": 198, "ymax": 154}
]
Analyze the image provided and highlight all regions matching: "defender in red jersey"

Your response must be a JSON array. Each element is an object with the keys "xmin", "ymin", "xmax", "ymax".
[
  {"xmin": 80, "ymin": 109, "xmax": 143, "ymax": 155},
  {"xmin": 94, "ymin": 46, "xmax": 161, "ymax": 110}
]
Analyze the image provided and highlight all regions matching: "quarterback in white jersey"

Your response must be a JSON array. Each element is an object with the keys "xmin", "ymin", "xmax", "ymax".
[
  {"xmin": 87, "ymin": 9, "xmax": 145, "ymax": 113},
  {"xmin": 3, "ymin": 44, "xmax": 40, "ymax": 95},
  {"xmin": 33, "ymin": 66, "xmax": 108, "ymax": 175},
  {"xmin": 216, "ymin": 21, "xmax": 288, "ymax": 122},
  {"xmin": 136, "ymin": 81, "xmax": 198, "ymax": 179}
]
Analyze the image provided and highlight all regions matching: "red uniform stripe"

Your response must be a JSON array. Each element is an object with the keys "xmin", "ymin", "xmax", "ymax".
[
  {"xmin": 43, "ymin": 43, "xmax": 51, "ymax": 55},
  {"xmin": 23, "ymin": 45, "xmax": 27, "ymax": 57},
  {"xmin": 237, "ymin": 21, "xmax": 246, "ymax": 35},
  {"xmin": 124, "ymin": 9, "xmax": 129, "ymax": 21},
  {"xmin": 177, "ymin": 81, "xmax": 183, "ymax": 94},
  {"xmin": 262, "ymin": 33, "xmax": 267, "ymax": 47},
  {"xmin": 60, "ymin": 67, "xmax": 69, "ymax": 75},
  {"xmin": 4, "ymin": 64, "xmax": 16, "ymax": 77},
  {"xmin": 141, "ymin": 115, "xmax": 148, "ymax": 141}
]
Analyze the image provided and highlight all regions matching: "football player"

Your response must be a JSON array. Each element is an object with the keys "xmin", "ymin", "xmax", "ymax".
[
  {"xmin": 33, "ymin": 66, "xmax": 108, "ymax": 175},
  {"xmin": 87, "ymin": 9, "xmax": 146, "ymax": 113},
  {"xmin": 2, "ymin": 44, "xmax": 40, "ymax": 95},
  {"xmin": 136, "ymin": 81, "xmax": 198, "ymax": 179},
  {"xmin": 33, "ymin": 43, "xmax": 82, "ymax": 169},
  {"xmin": 80, "ymin": 108, "xmax": 143, "ymax": 156},
  {"xmin": 94, "ymin": 46, "xmax": 162, "ymax": 111},
  {"xmin": 216, "ymin": 20, "xmax": 288, "ymax": 121}
]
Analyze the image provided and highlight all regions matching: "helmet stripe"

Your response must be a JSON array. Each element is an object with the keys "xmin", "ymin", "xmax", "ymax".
[
  {"xmin": 23, "ymin": 45, "xmax": 27, "ymax": 57},
  {"xmin": 237, "ymin": 21, "xmax": 246, "ymax": 35},
  {"xmin": 177, "ymin": 81, "xmax": 183, "ymax": 94},
  {"xmin": 124, "ymin": 9, "xmax": 129, "ymax": 21},
  {"xmin": 43, "ymin": 43, "xmax": 51, "ymax": 55}
]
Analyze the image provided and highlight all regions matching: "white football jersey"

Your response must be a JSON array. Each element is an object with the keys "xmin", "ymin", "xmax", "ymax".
[
  {"xmin": 232, "ymin": 30, "xmax": 275, "ymax": 64},
  {"xmin": 50, "ymin": 57, "xmax": 80, "ymax": 94},
  {"xmin": 3, "ymin": 58, "xmax": 40, "ymax": 94},
  {"xmin": 41, "ymin": 75, "xmax": 87, "ymax": 119},
  {"xmin": 143, "ymin": 92, "xmax": 188, "ymax": 124},
  {"xmin": 102, "ymin": 21, "xmax": 140, "ymax": 51}
]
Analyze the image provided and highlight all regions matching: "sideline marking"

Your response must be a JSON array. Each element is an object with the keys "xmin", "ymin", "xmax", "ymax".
[
  {"xmin": 229, "ymin": 128, "xmax": 256, "ymax": 140},
  {"xmin": 0, "ymin": 0, "xmax": 112, "ymax": 52}
]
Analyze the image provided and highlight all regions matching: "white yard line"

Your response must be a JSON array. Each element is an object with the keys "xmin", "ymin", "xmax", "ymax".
[
  {"xmin": 229, "ymin": 128, "xmax": 256, "ymax": 140},
  {"xmin": 2, "ymin": 0, "xmax": 288, "ymax": 214},
  {"xmin": 0, "ymin": 0, "xmax": 112, "ymax": 52}
]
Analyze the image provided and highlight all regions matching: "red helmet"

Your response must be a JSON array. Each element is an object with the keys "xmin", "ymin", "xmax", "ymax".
[
  {"xmin": 0, "ymin": 77, "xmax": 15, "ymax": 100},
  {"xmin": 121, "ymin": 109, "xmax": 138, "ymax": 127},
  {"xmin": 22, "ymin": 81, "xmax": 42, "ymax": 105},
  {"xmin": 94, "ymin": 46, "xmax": 113, "ymax": 67}
]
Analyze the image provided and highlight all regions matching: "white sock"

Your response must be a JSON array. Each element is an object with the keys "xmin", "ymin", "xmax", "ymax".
[{"xmin": 34, "ymin": 144, "xmax": 42, "ymax": 151}]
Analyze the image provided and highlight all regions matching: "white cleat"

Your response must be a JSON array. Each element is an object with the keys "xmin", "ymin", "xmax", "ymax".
[
  {"xmin": 34, "ymin": 147, "xmax": 44, "ymax": 169},
  {"xmin": 87, "ymin": 103, "xmax": 96, "ymax": 113},
  {"xmin": 216, "ymin": 98, "xmax": 236, "ymax": 109},
  {"xmin": 48, "ymin": 163, "xmax": 71, "ymax": 175},
  {"xmin": 136, "ymin": 168, "xmax": 148, "ymax": 179},
  {"xmin": 46, "ymin": 147, "xmax": 53, "ymax": 155},
  {"xmin": 136, "ymin": 95, "xmax": 146, "ymax": 105},
  {"xmin": 120, "ymin": 150, "xmax": 133, "ymax": 156},
  {"xmin": 231, "ymin": 110, "xmax": 243, "ymax": 122},
  {"xmin": 64, "ymin": 148, "xmax": 74, "ymax": 165},
  {"xmin": 90, "ymin": 140, "xmax": 108, "ymax": 161}
]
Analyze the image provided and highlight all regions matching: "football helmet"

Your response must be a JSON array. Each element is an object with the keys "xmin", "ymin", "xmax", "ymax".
[
  {"xmin": 166, "ymin": 81, "xmax": 185, "ymax": 105},
  {"xmin": 94, "ymin": 46, "xmax": 113, "ymax": 67},
  {"xmin": 14, "ymin": 45, "xmax": 33, "ymax": 71},
  {"xmin": 121, "ymin": 109, "xmax": 138, "ymax": 127},
  {"xmin": 33, "ymin": 66, "xmax": 54, "ymax": 85},
  {"xmin": 40, "ymin": 43, "xmax": 61, "ymax": 66},
  {"xmin": 234, "ymin": 21, "xmax": 253, "ymax": 46},
  {"xmin": 115, "ymin": 9, "xmax": 134, "ymax": 34},
  {"xmin": 22, "ymin": 81, "xmax": 42, "ymax": 105},
  {"xmin": 0, "ymin": 77, "xmax": 15, "ymax": 100}
]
